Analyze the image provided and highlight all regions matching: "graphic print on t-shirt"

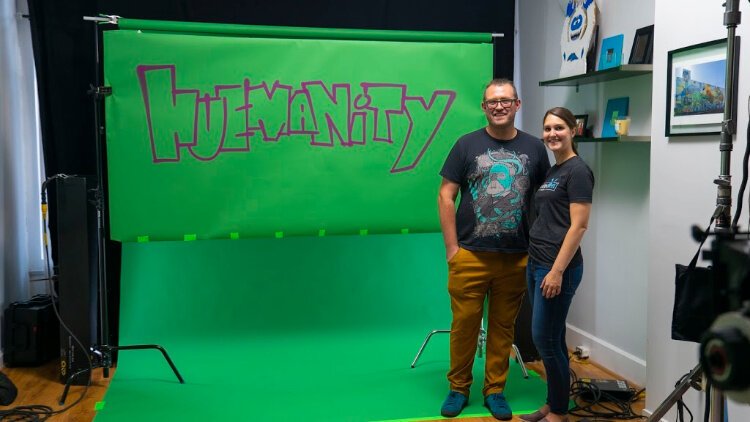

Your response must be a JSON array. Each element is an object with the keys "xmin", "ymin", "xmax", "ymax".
[
  {"xmin": 468, "ymin": 148, "xmax": 530, "ymax": 237},
  {"xmin": 539, "ymin": 178, "xmax": 560, "ymax": 192}
]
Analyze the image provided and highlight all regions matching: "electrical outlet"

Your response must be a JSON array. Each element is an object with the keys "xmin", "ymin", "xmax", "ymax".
[{"xmin": 575, "ymin": 345, "xmax": 590, "ymax": 359}]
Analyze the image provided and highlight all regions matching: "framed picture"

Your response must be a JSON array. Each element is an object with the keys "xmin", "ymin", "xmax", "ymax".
[
  {"xmin": 602, "ymin": 97, "xmax": 629, "ymax": 137},
  {"xmin": 628, "ymin": 25, "xmax": 654, "ymax": 65},
  {"xmin": 665, "ymin": 37, "xmax": 740, "ymax": 136},
  {"xmin": 598, "ymin": 34, "xmax": 624, "ymax": 70},
  {"xmin": 574, "ymin": 114, "xmax": 589, "ymax": 137}
]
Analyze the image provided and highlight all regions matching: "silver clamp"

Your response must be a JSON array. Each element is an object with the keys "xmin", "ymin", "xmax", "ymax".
[{"xmin": 83, "ymin": 14, "xmax": 120, "ymax": 25}]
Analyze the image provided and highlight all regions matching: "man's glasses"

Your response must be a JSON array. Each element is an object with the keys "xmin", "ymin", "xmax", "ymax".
[{"xmin": 484, "ymin": 98, "xmax": 517, "ymax": 109}]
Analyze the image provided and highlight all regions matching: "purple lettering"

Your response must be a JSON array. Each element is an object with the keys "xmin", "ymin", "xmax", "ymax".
[{"xmin": 135, "ymin": 65, "xmax": 456, "ymax": 172}]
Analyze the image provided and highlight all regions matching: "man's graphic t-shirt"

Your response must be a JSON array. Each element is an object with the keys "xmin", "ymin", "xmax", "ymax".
[{"xmin": 440, "ymin": 128, "xmax": 550, "ymax": 252}]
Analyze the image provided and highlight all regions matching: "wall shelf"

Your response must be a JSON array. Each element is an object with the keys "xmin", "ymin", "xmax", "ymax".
[
  {"xmin": 574, "ymin": 135, "xmax": 650, "ymax": 143},
  {"xmin": 539, "ymin": 64, "xmax": 653, "ymax": 88}
]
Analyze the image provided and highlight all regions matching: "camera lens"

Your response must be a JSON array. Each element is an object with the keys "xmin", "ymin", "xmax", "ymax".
[
  {"xmin": 700, "ymin": 312, "xmax": 750, "ymax": 395},
  {"xmin": 701, "ymin": 328, "xmax": 750, "ymax": 389}
]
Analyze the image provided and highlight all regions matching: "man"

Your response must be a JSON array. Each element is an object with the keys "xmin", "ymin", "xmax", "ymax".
[{"xmin": 438, "ymin": 78, "xmax": 550, "ymax": 420}]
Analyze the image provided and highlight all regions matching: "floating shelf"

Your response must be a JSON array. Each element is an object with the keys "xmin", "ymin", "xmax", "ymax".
[
  {"xmin": 574, "ymin": 135, "xmax": 650, "ymax": 143},
  {"xmin": 539, "ymin": 64, "xmax": 653, "ymax": 87}
]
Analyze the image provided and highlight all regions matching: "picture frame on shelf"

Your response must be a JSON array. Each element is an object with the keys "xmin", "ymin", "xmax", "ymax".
[
  {"xmin": 602, "ymin": 97, "xmax": 629, "ymax": 137},
  {"xmin": 574, "ymin": 114, "xmax": 589, "ymax": 137},
  {"xmin": 628, "ymin": 25, "xmax": 654, "ymax": 65},
  {"xmin": 598, "ymin": 34, "xmax": 624, "ymax": 70},
  {"xmin": 666, "ymin": 37, "xmax": 740, "ymax": 136}
]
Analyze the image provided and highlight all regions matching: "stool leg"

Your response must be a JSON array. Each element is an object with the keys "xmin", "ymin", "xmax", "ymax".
[{"xmin": 512, "ymin": 343, "xmax": 529, "ymax": 379}]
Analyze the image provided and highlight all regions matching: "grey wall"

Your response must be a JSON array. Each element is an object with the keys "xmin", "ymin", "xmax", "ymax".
[
  {"xmin": 517, "ymin": 0, "xmax": 652, "ymax": 384},
  {"xmin": 648, "ymin": 0, "xmax": 750, "ymax": 420},
  {"xmin": 518, "ymin": 0, "xmax": 750, "ymax": 419}
]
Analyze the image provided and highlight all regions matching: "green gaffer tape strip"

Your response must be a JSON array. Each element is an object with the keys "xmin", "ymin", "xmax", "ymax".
[
  {"xmin": 275, "ymin": 231, "xmax": 284, "ymax": 238},
  {"xmin": 359, "ymin": 229, "xmax": 368, "ymax": 236},
  {"xmin": 230, "ymin": 232, "xmax": 239, "ymax": 240},
  {"xmin": 318, "ymin": 229, "xmax": 326, "ymax": 237},
  {"xmin": 183, "ymin": 234, "xmax": 197, "ymax": 241},
  {"xmin": 136, "ymin": 235, "xmax": 149, "ymax": 242},
  {"xmin": 371, "ymin": 411, "xmax": 539, "ymax": 422},
  {"xmin": 94, "ymin": 401, "xmax": 106, "ymax": 411},
  {"xmin": 117, "ymin": 18, "xmax": 491, "ymax": 43}
]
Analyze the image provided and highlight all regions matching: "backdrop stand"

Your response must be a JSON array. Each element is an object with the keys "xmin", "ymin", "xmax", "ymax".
[{"xmin": 59, "ymin": 15, "xmax": 185, "ymax": 405}]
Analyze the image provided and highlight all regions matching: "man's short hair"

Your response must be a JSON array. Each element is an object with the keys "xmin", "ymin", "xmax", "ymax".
[{"xmin": 483, "ymin": 78, "xmax": 518, "ymax": 100}]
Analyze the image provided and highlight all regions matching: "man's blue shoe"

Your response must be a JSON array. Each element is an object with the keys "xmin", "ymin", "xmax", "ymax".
[
  {"xmin": 484, "ymin": 392, "xmax": 512, "ymax": 420},
  {"xmin": 440, "ymin": 391, "xmax": 468, "ymax": 417}
]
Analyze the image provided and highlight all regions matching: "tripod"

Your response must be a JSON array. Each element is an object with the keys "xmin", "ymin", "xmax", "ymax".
[
  {"xmin": 646, "ymin": 364, "xmax": 727, "ymax": 422},
  {"xmin": 410, "ymin": 317, "xmax": 530, "ymax": 379},
  {"xmin": 59, "ymin": 15, "xmax": 185, "ymax": 404}
]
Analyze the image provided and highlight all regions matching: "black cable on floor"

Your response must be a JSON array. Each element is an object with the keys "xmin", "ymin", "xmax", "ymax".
[{"xmin": 568, "ymin": 378, "xmax": 646, "ymax": 420}]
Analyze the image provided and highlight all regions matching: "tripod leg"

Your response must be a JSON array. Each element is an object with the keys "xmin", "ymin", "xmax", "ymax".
[
  {"xmin": 511, "ymin": 344, "xmax": 529, "ymax": 379},
  {"xmin": 709, "ymin": 387, "xmax": 725, "ymax": 422},
  {"xmin": 114, "ymin": 344, "xmax": 186, "ymax": 383},
  {"xmin": 647, "ymin": 363, "xmax": 702, "ymax": 421},
  {"xmin": 411, "ymin": 330, "xmax": 450, "ymax": 368}
]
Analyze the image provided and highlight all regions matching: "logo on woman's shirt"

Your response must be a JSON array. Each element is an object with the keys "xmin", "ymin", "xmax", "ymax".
[{"xmin": 539, "ymin": 178, "xmax": 560, "ymax": 191}]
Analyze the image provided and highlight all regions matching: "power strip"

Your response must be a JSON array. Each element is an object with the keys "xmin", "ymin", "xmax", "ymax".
[{"xmin": 578, "ymin": 378, "xmax": 635, "ymax": 401}]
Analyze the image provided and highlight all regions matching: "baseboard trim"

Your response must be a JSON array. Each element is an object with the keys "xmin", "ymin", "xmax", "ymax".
[{"xmin": 566, "ymin": 323, "xmax": 647, "ymax": 386}]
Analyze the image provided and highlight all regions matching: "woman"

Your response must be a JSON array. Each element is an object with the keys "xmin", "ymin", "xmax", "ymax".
[{"xmin": 520, "ymin": 107, "xmax": 594, "ymax": 422}]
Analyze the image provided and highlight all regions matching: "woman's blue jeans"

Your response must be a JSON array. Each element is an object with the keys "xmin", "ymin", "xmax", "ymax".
[{"xmin": 526, "ymin": 258, "xmax": 583, "ymax": 415}]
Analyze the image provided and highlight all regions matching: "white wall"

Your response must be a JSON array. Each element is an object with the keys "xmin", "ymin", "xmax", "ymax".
[
  {"xmin": 649, "ymin": 0, "xmax": 750, "ymax": 420},
  {"xmin": 517, "ymin": 0, "xmax": 652, "ymax": 385},
  {"xmin": 519, "ymin": 0, "xmax": 750, "ymax": 420}
]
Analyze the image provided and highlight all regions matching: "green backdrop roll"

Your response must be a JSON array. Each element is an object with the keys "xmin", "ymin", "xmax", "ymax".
[{"xmin": 104, "ymin": 21, "xmax": 491, "ymax": 241}]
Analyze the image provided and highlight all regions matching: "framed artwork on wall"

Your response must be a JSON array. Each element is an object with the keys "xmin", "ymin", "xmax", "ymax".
[
  {"xmin": 602, "ymin": 97, "xmax": 629, "ymax": 137},
  {"xmin": 574, "ymin": 114, "xmax": 589, "ymax": 137},
  {"xmin": 628, "ymin": 25, "xmax": 654, "ymax": 64},
  {"xmin": 598, "ymin": 34, "xmax": 624, "ymax": 70},
  {"xmin": 665, "ymin": 37, "xmax": 740, "ymax": 136}
]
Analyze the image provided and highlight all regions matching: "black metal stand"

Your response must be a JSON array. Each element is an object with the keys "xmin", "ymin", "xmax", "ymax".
[
  {"xmin": 646, "ymin": 364, "xmax": 703, "ymax": 422},
  {"xmin": 714, "ymin": 0, "xmax": 742, "ymax": 234},
  {"xmin": 60, "ymin": 345, "xmax": 185, "ymax": 405},
  {"xmin": 59, "ymin": 15, "xmax": 184, "ymax": 405},
  {"xmin": 646, "ymin": 363, "xmax": 726, "ymax": 422}
]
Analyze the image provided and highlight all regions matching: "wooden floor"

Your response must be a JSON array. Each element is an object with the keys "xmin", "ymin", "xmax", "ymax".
[
  {"xmin": 0, "ymin": 360, "xmax": 113, "ymax": 422},
  {"xmin": 422, "ymin": 356, "xmax": 647, "ymax": 422},
  {"xmin": 0, "ymin": 356, "xmax": 644, "ymax": 422}
]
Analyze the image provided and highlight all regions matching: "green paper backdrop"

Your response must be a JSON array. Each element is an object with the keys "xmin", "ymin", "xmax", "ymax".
[{"xmin": 104, "ymin": 21, "xmax": 491, "ymax": 241}]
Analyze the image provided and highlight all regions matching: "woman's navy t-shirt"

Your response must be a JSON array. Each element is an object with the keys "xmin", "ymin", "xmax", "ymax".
[{"xmin": 528, "ymin": 155, "xmax": 594, "ymax": 266}]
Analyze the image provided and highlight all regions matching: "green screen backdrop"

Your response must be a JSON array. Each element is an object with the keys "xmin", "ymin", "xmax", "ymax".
[{"xmin": 104, "ymin": 20, "xmax": 491, "ymax": 241}]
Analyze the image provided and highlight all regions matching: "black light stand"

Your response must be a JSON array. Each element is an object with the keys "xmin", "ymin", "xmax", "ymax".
[
  {"xmin": 648, "ymin": 1, "xmax": 745, "ymax": 420},
  {"xmin": 714, "ymin": 0, "xmax": 742, "ymax": 235},
  {"xmin": 59, "ymin": 15, "xmax": 184, "ymax": 405},
  {"xmin": 647, "ymin": 364, "xmax": 703, "ymax": 421}
]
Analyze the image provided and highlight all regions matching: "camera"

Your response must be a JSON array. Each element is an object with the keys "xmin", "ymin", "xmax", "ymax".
[{"xmin": 699, "ymin": 237, "xmax": 750, "ymax": 405}]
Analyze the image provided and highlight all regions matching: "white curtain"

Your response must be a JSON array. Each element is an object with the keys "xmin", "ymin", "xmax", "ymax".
[{"xmin": 0, "ymin": 0, "xmax": 45, "ymax": 316}]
